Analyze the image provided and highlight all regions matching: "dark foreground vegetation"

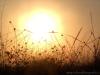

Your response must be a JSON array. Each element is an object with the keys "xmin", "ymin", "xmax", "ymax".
[
  {"xmin": 0, "ymin": 58, "xmax": 100, "ymax": 75},
  {"xmin": 0, "ymin": 22, "xmax": 100, "ymax": 75},
  {"xmin": 0, "ymin": 29, "xmax": 100, "ymax": 75}
]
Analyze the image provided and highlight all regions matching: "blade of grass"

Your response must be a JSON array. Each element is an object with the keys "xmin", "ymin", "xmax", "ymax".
[{"xmin": 70, "ymin": 27, "xmax": 83, "ymax": 50}]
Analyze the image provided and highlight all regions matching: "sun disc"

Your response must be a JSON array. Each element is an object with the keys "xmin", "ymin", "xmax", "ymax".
[
  {"xmin": 18, "ymin": 9, "xmax": 62, "ymax": 44},
  {"xmin": 25, "ymin": 12, "xmax": 57, "ymax": 41}
]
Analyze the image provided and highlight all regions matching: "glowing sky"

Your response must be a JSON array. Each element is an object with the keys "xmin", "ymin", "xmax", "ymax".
[{"xmin": 0, "ymin": 0, "xmax": 100, "ymax": 41}]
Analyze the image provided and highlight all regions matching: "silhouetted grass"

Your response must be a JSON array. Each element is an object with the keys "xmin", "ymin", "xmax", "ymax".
[
  {"xmin": 0, "ymin": 21, "xmax": 100, "ymax": 75},
  {"xmin": 0, "ymin": 3, "xmax": 100, "ymax": 74}
]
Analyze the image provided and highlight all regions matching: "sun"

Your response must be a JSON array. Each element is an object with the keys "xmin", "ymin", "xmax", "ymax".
[
  {"xmin": 23, "ymin": 11, "xmax": 59, "ymax": 41},
  {"xmin": 26, "ymin": 12, "xmax": 55, "ymax": 33},
  {"xmin": 25, "ymin": 12, "xmax": 55, "ymax": 41},
  {"xmin": 18, "ymin": 10, "xmax": 62, "ymax": 43}
]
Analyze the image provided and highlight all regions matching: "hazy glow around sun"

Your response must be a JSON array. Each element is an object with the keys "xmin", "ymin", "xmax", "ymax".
[{"xmin": 19, "ymin": 9, "xmax": 62, "ymax": 42}]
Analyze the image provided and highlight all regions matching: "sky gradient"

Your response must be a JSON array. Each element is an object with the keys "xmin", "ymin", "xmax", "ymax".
[{"xmin": 0, "ymin": 0, "xmax": 100, "ymax": 41}]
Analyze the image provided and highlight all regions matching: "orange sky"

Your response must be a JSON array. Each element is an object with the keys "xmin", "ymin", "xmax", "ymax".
[{"xmin": 0, "ymin": 0, "xmax": 100, "ymax": 41}]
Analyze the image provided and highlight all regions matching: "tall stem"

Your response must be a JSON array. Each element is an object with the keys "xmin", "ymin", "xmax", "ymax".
[{"xmin": 0, "ymin": 0, "xmax": 6, "ymax": 68}]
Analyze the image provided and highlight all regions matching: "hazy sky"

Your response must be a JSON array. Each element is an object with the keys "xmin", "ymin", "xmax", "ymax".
[{"xmin": 0, "ymin": 0, "xmax": 100, "ymax": 40}]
